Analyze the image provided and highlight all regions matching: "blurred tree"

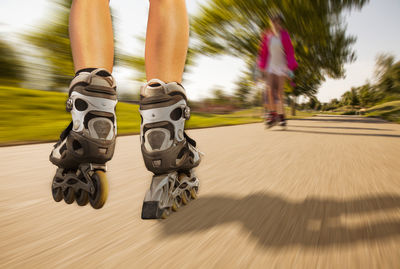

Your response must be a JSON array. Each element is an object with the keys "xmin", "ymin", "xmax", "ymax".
[
  {"xmin": 251, "ymin": 88, "xmax": 263, "ymax": 107},
  {"xmin": 234, "ymin": 75, "xmax": 253, "ymax": 108},
  {"xmin": 307, "ymin": 96, "xmax": 321, "ymax": 110},
  {"xmin": 374, "ymin": 54, "xmax": 400, "ymax": 98},
  {"xmin": 191, "ymin": 0, "xmax": 369, "ymax": 114},
  {"xmin": 374, "ymin": 53, "xmax": 395, "ymax": 81},
  {"xmin": 339, "ymin": 53, "xmax": 399, "ymax": 109},
  {"xmin": 325, "ymin": 98, "xmax": 340, "ymax": 111},
  {"xmin": 341, "ymin": 87, "xmax": 359, "ymax": 108},
  {"xmin": 331, "ymin": 98, "xmax": 340, "ymax": 107},
  {"xmin": 24, "ymin": 0, "xmax": 73, "ymax": 90},
  {"xmin": 357, "ymin": 83, "xmax": 377, "ymax": 107},
  {"xmin": 24, "ymin": 0, "xmax": 118, "ymax": 91},
  {"xmin": 0, "ymin": 39, "xmax": 23, "ymax": 86},
  {"xmin": 212, "ymin": 87, "xmax": 229, "ymax": 105}
]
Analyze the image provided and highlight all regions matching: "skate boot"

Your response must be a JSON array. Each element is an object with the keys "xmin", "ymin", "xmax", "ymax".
[
  {"xmin": 139, "ymin": 79, "xmax": 201, "ymax": 219},
  {"xmin": 265, "ymin": 111, "xmax": 278, "ymax": 128},
  {"xmin": 50, "ymin": 68, "xmax": 117, "ymax": 209},
  {"xmin": 278, "ymin": 114, "xmax": 287, "ymax": 129}
]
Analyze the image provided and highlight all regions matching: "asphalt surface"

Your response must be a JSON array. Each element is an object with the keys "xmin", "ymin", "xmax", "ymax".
[{"xmin": 1, "ymin": 115, "xmax": 400, "ymax": 268}]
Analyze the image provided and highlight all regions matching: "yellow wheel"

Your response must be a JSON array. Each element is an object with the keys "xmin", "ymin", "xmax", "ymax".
[
  {"xmin": 190, "ymin": 188, "xmax": 198, "ymax": 199},
  {"xmin": 89, "ymin": 170, "xmax": 108, "ymax": 209},
  {"xmin": 182, "ymin": 190, "xmax": 191, "ymax": 205},
  {"xmin": 172, "ymin": 199, "xmax": 179, "ymax": 212},
  {"xmin": 161, "ymin": 207, "xmax": 171, "ymax": 219}
]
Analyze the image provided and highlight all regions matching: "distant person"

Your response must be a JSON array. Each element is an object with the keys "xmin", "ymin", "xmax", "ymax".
[
  {"xmin": 49, "ymin": 0, "xmax": 201, "ymax": 219},
  {"xmin": 257, "ymin": 12, "xmax": 298, "ymax": 128}
]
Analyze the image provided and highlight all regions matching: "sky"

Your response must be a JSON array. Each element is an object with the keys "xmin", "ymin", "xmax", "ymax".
[
  {"xmin": 1, "ymin": 0, "xmax": 399, "ymax": 102},
  {"xmin": 317, "ymin": 0, "xmax": 400, "ymax": 102}
]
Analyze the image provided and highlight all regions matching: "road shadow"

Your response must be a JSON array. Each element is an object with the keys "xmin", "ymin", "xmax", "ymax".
[
  {"xmin": 288, "ymin": 125, "xmax": 393, "ymax": 131},
  {"xmin": 160, "ymin": 193, "xmax": 400, "ymax": 248},
  {"xmin": 282, "ymin": 129, "xmax": 400, "ymax": 138},
  {"xmin": 291, "ymin": 116, "xmax": 386, "ymax": 124}
]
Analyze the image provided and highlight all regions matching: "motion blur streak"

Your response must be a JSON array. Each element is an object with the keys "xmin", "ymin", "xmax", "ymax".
[{"xmin": 1, "ymin": 115, "xmax": 400, "ymax": 268}]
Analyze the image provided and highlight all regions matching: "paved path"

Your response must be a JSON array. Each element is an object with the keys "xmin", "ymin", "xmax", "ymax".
[{"xmin": 1, "ymin": 115, "xmax": 400, "ymax": 268}]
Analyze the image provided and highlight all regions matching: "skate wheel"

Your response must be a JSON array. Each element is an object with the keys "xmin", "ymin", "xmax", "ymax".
[
  {"xmin": 182, "ymin": 190, "xmax": 191, "ymax": 205},
  {"xmin": 63, "ymin": 187, "xmax": 75, "ymax": 204},
  {"xmin": 172, "ymin": 198, "xmax": 180, "ymax": 212},
  {"xmin": 177, "ymin": 195, "xmax": 184, "ymax": 210},
  {"xmin": 161, "ymin": 207, "xmax": 171, "ymax": 219},
  {"xmin": 76, "ymin": 190, "xmax": 89, "ymax": 206},
  {"xmin": 190, "ymin": 188, "xmax": 198, "ymax": 199},
  {"xmin": 89, "ymin": 170, "xmax": 108, "ymax": 209},
  {"xmin": 52, "ymin": 187, "xmax": 63, "ymax": 202}
]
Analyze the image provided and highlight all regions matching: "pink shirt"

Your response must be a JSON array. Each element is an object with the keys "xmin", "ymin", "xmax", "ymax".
[{"xmin": 257, "ymin": 29, "xmax": 298, "ymax": 71}]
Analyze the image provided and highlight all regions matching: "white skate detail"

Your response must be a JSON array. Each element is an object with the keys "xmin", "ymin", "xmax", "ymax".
[
  {"xmin": 87, "ymin": 117, "xmax": 115, "ymax": 140},
  {"xmin": 69, "ymin": 91, "xmax": 117, "ymax": 138},
  {"xmin": 69, "ymin": 68, "xmax": 116, "ymax": 89},
  {"xmin": 189, "ymin": 143, "xmax": 201, "ymax": 163},
  {"xmin": 140, "ymin": 80, "xmax": 186, "ymax": 97},
  {"xmin": 51, "ymin": 138, "xmax": 67, "ymax": 159},
  {"xmin": 143, "ymin": 128, "xmax": 173, "ymax": 152},
  {"xmin": 140, "ymin": 99, "xmax": 187, "ymax": 148},
  {"xmin": 147, "ymin": 78, "xmax": 166, "ymax": 86},
  {"xmin": 143, "ymin": 171, "xmax": 199, "ymax": 208}
]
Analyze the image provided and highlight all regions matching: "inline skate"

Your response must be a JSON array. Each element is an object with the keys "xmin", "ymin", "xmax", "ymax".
[
  {"xmin": 139, "ymin": 79, "xmax": 201, "ymax": 219},
  {"xmin": 50, "ymin": 68, "xmax": 117, "ymax": 209},
  {"xmin": 278, "ymin": 114, "xmax": 287, "ymax": 129},
  {"xmin": 265, "ymin": 111, "xmax": 278, "ymax": 129}
]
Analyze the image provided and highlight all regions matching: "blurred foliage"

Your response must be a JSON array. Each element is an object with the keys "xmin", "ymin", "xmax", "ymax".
[
  {"xmin": 375, "ymin": 54, "xmax": 400, "ymax": 96},
  {"xmin": 298, "ymin": 96, "xmax": 322, "ymax": 111},
  {"xmin": 357, "ymin": 83, "xmax": 376, "ymax": 107},
  {"xmin": 117, "ymin": 51, "xmax": 146, "ymax": 82},
  {"xmin": 0, "ymin": 39, "xmax": 23, "ymax": 86},
  {"xmin": 23, "ymin": 0, "xmax": 74, "ymax": 90},
  {"xmin": 341, "ymin": 87, "xmax": 359, "ymax": 108},
  {"xmin": 374, "ymin": 53, "xmax": 395, "ymax": 80},
  {"xmin": 212, "ymin": 87, "xmax": 230, "ymax": 105},
  {"xmin": 325, "ymin": 53, "xmax": 400, "ymax": 112},
  {"xmin": 191, "ymin": 0, "xmax": 369, "ymax": 105},
  {"xmin": 234, "ymin": 75, "xmax": 253, "ymax": 108},
  {"xmin": 365, "ymin": 100, "xmax": 400, "ymax": 123},
  {"xmin": 22, "ymin": 0, "xmax": 118, "ymax": 90}
]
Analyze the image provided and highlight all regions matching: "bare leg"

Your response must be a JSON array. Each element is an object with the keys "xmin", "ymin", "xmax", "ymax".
[
  {"xmin": 145, "ymin": 0, "xmax": 189, "ymax": 83},
  {"xmin": 276, "ymin": 75, "xmax": 286, "ymax": 115},
  {"xmin": 262, "ymin": 73, "xmax": 270, "ymax": 112},
  {"xmin": 267, "ymin": 73, "xmax": 277, "ymax": 112},
  {"xmin": 69, "ymin": 0, "xmax": 114, "ymax": 73}
]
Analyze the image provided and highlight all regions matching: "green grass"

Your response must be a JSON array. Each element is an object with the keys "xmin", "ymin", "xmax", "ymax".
[
  {"xmin": 284, "ymin": 108, "xmax": 316, "ymax": 119},
  {"xmin": 0, "ymin": 87, "xmax": 315, "ymax": 145},
  {"xmin": 365, "ymin": 100, "xmax": 400, "ymax": 123},
  {"xmin": 0, "ymin": 87, "xmax": 258, "ymax": 145}
]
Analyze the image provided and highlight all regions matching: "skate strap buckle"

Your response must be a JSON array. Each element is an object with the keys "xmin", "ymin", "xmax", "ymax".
[
  {"xmin": 66, "ymin": 98, "xmax": 73, "ymax": 112},
  {"xmin": 183, "ymin": 106, "xmax": 191, "ymax": 120},
  {"xmin": 90, "ymin": 163, "xmax": 107, "ymax": 172}
]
